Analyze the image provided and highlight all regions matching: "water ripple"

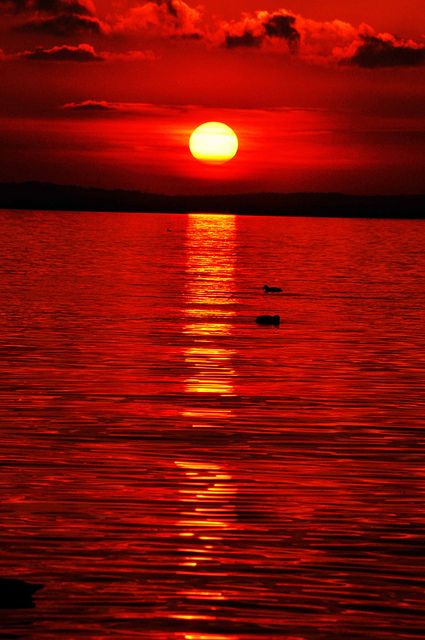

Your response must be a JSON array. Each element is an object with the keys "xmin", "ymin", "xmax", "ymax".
[{"xmin": 0, "ymin": 211, "xmax": 424, "ymax": 639}]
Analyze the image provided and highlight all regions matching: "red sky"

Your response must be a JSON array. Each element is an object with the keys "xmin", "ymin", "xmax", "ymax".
[{"xmin": 1, "ymin": 1, "xmax": 424, "ymax": 194}]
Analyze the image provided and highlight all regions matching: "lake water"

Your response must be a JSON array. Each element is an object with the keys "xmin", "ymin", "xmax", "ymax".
[{"xmin": 0, "ymin": 210, "xmax": 424, "ymax": 640}]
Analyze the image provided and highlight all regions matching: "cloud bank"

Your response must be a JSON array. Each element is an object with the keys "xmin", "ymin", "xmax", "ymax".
[
  {"xmin": 0, "ymin": 0, "xmax": 106, "ymax": 34},
  {"xmin": 1, "ymin": 2, "xmax": 425, "ymax": 69},
  {"xmin": 20, "ymin": 43, "xmax": 103, "ymax": 60},
  {"xmin": 63, "ymin": 99, "xmax": 115, "ymax": 110},
  {"xmin": 221, "ymin": 10, "xmax": 300, "ymax": 52},
  {"xmin": 112, "ymin": 0, "xmax": 203, "ymax": 39},
  {"xmin": 341, "ymin": 32, "xmax": 425, "ymax": 68}
]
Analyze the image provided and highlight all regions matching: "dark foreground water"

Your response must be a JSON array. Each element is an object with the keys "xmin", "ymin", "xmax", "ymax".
[{"xmin": 0, "ymin": 211, "xmax": 424, "ymax": 640}]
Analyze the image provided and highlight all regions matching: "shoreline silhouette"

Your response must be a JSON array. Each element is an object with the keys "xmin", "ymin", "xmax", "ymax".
[{"xmin": 1, "ymin": 182, "xmax": 424, "ymax": 218}]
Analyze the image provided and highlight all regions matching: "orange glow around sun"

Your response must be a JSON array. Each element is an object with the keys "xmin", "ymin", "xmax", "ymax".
[{"xmin": 189, "ymin": 122, "xmax": 238, "ymax": 164}]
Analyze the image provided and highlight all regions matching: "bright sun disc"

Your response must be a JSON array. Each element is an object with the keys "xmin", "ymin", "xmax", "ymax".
[{"xmin": 189, "ymin": 122, "xmax": 238, "ymax": 164}]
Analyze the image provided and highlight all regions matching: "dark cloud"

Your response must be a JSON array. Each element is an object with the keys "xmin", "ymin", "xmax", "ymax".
[
  {"xmin": 63, "ymin": 100, "xmax": 115, "ymax": 110},
  {"xmin": 163, "ymin": 0, "xmax": 178, "ymax": 18},
  {"xmin": 0, "ymin": 0, "xmax": 26, "ymax": 12},
  {"xmin": 2, "ymin": 0, "xmax": 106, "ymax": 35},
  {"xmin": 17, "ymin": 13, "xmax": 104, "ymax": 34},
  {"xmin": 264, "ymin": 14, "xmax": 299, "ymax": 51},
  {"xmin": 0, "ymin": 0, "xmax": 94, "ymax": 14},
  {"xmin": 35, "ymin": 0, "xmax": 94, "ymax": 16},
  {"xmin": 1, "ymin": 45, "xmax": 155, "ymax": 63},
  {"xmin": 112, "ymin": 0, "xmax": 203, "ymax": 39},
  {"xmin": 61, "ymin": 101, "xmax": 191, "ymax": 117},
  {"xmin": 225, "ymin": 31, "xmax": 262, "ymax": 49},
  {"xmin": 223, "ymin": 10, "xmax": 300, "ymax": 51},
  {"xmin": 21, "ymin": 43, "xmax": 103, "ymax": 61},
  {"xmin": 343, "ymin": 34, "xmax": 425, "ymax": 68}
]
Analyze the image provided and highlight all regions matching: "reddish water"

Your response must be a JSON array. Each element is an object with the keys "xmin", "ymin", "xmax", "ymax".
[{"xmin": 0, "ymin": 211, "xmax": 424, "ymax": 639}]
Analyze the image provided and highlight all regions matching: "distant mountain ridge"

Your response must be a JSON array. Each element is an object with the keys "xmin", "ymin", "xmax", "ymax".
[{"xmin": 0, "ymin": 182, "xmax": 424, "ymax": 218}]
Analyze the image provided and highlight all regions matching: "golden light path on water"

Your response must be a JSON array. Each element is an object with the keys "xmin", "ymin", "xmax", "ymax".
[
  {"xmin": 183, "ymin": 214, "xmax": 237, "ymax": 404},
  {"xmin": 171, "ymin": 215, "xmax": 238, "ymax": 636}
]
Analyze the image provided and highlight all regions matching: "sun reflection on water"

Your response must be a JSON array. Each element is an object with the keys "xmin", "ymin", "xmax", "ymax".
[
  {"xmin": 173, "ymin": 459, "xmax": 238, "ymax": 626},
  {"xmin": 175, "ymin": 460, "xmax": 237, "ymax": 552},
  {"xmin": 183, "ymin": 214, "xmax": 237, "ymax": 400},
  {"xmin": 181, "ymin": 634, "xmax": 238, "ymax": 640},
  {"xmin": 170, "ymin": 214, "xmax": 239, "ymax": 633}
]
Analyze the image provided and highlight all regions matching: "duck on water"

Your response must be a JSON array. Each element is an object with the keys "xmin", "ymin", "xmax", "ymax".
[
  {"xmin": 256, "ymin": 314, "xmax": 280, "ymax": 326},
  {"xmin": 0, "ymin": 578, "xmax": 43, "ymax": 608},
  {"xmin": 263, "ymin": 284, "xmax": 282, "ymax": 293}
]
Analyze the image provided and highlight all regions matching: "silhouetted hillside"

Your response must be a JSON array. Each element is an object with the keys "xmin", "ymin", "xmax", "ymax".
[{"xmin": 0, "ymin": 182, "xmax": 424, "ymax": 218}]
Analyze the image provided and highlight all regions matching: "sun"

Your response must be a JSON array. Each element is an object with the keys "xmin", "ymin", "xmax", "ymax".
[{"xmin": 189, "ymin": 122, "xmax": 238, "ymax": 164}]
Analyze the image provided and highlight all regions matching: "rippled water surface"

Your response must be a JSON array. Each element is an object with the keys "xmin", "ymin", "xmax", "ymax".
[{"xmin": 0, "ymin": 211, "xmax": 424, "ymax": 639}]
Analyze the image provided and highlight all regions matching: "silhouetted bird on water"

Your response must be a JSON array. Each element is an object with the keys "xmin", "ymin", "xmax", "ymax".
[
  {"xmin": 256, "ymin": 314, "xmax": 280, "ymax": 326},
  {"xmin": 263, "ymin": 284, "xmax": 282, "ymax": 293},
  {"xmin": 0, "ymin": 578, "xmax": 43, "ymax": 608}
]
